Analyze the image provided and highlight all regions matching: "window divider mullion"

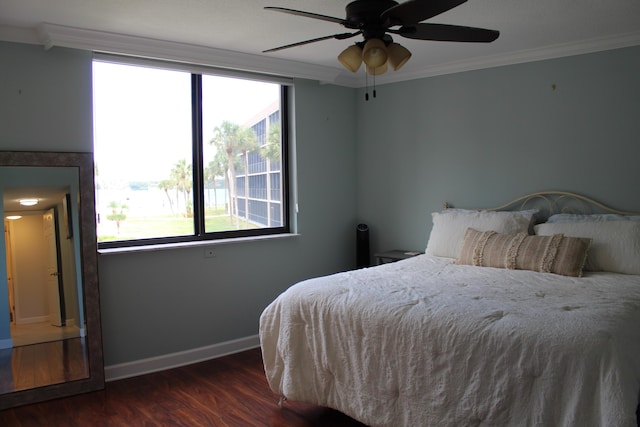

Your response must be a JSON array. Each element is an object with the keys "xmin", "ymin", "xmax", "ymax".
[{"xmin": 191, "ymin": 74, "xmax": 205, "ymax": 237}]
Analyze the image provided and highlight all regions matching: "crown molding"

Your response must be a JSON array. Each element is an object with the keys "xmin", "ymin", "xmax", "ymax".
[
  {"xmin": 34, "ymin": 23, "xmax": 354, "ymax": 86},
  {"xmin": 2, "ymin": 23, "xmax": 638, "ymax": 89}
]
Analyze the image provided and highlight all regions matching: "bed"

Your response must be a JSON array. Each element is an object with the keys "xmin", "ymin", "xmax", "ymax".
[{"xmin": 259, "ymin": 192, "xmax": 640, "ymax": 427}]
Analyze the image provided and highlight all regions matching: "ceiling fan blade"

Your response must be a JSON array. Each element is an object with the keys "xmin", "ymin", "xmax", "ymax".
[
  {"xmin": 263, "ymin": 32, "xmax": 361, "ymax": 53},
  {"xmin": 265, "ymin": 6, "xmax": 348, "ymax": 26},
  {"xmin": 381, "ymin": 0, "xmax": 468, "ymax": 27},
  {"xmin": 395, "ymin": 23, "xmax": 499, "ymax": 42}
]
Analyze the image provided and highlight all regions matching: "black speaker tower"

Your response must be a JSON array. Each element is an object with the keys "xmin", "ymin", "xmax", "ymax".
[{"xmin": 356, "ymin": 223, "xmax": 370, "ymax": 268}]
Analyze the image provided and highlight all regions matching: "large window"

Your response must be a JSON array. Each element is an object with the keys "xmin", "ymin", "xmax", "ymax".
[{"xmin": 92, "ymin": 58, "xmax": 289, "ymax": 248}]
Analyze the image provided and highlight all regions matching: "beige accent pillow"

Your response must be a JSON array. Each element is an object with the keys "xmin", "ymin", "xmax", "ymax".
[{"xmin": 456, "ymin": 228, "xmax": 591, "ymax": 277}]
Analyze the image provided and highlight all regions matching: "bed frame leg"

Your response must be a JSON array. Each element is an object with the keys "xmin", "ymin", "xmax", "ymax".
[{"xmin": 278, "ymin": 395, "xmax": 287, "ymax": 407}]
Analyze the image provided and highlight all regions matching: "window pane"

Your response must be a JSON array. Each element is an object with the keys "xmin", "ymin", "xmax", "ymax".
[
  {"xmin": 201, "ymin": 76, "xmax": 282, "ymax": 233},
  {"xmin": 93, "ymin": 62, "xmax": 193, "ymax": 242}
]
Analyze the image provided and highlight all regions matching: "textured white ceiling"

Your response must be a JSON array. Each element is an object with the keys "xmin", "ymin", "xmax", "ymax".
[{"xmin": 1, "ymin": 0, "xmax": 640, "ymax": 86}]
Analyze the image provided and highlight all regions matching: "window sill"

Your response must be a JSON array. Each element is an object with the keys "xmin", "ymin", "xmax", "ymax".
[{"xmin": 97, "ymin": 233, "xmax": 301, "ymax": 256}]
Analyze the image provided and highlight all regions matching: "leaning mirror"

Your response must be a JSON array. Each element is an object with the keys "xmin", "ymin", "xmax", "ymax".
[{"xmin": 0, "ymin": 151, "xmax": 104, "ymax": 409}]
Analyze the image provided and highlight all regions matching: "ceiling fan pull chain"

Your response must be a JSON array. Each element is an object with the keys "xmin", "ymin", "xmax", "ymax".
[
  {"xmin": 365, "ymin": 69, "xmax": 369, "ymax": 101},
  {"xmin": 373, "ymin": 72, "xmax": 377, "ymax": 98}
]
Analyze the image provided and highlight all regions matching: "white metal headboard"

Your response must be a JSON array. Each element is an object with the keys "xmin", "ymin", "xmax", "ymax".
[{"xmin": 444, "ymin": 191, "xmax": 640, "ymax": 221}]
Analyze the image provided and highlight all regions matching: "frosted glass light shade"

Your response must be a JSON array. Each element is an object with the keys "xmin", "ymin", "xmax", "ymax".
[
  {"xmin": 366, "ymin": 62, "xmax": 388, "ymax": 76},
  {"xmin": 338, "ymin": 45, "xmax": 363, "ymax": 72},
  {"xmin": 362, "ymin": 39, "xmax": 388, "ymax": 68},
  {"xmin": 19, "ymin": 198, "xmax": 38, "ymax": 206},
  {"xmin": 387, "ymin": 43, "xmax": 412, "ymax": 71}
]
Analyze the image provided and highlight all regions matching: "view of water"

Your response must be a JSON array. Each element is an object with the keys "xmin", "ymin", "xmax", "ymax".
[{"xmin": 96, "ymin": 187, "xmax": 229, "ymax": 218}]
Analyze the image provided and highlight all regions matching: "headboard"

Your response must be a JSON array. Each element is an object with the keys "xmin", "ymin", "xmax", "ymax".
[{"xmin": 444, "ymin": 191, "xmax": 640, "ymax": 222}]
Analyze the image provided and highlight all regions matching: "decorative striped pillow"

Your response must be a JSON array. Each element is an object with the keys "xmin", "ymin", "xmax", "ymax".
[{"xmin": 456, "ymin": 228, "xmax": 591, "ymax": 277}]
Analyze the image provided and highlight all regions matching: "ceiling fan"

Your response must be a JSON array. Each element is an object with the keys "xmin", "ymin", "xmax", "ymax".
[{"xmin": 263, "ymin": 0, "xmax": 499, "ymax": 76}]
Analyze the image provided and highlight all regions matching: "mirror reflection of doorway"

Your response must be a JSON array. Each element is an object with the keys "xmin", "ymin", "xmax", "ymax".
[
  {"xmin": 4, "ymin": 194, "xmax": 82, "ymax": 348},
  {"xmin": 2, "ymin": 190, "xmax": 88, "ymax": 394}
]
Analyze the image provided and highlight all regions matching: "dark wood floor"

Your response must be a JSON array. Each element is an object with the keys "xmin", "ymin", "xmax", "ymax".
[
  {"xmin": 0, "ymin": 347, "xmax": 367, "ymax": 427},
  {"xmin": 0, "ymin": 338, "xmax": 89, "ymax": 394}
]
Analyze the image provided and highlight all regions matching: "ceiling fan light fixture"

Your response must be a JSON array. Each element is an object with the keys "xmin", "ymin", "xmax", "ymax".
[
  {"xmin": 362, "ymin": 38, "xmax": 388, "ymax": 68},
  {"xmin": 338, "ymin": 44, "xmax": 363, "ymax": 72},
  {"xmin": 366, "ymin": 62, "xmax": 388, "ymax": 76},
  {"xmin": 264, "ymin": 2, "xmax": 500, "ymax": 77},
  {"xmin": 387, "ymin": 42, "xmax": 412, "ymax": 71}
]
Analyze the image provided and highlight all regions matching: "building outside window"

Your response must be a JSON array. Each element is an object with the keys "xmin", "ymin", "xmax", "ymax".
[{"xmin": 235, "ymin": 102, "xmax": 282, "ymax": 229}]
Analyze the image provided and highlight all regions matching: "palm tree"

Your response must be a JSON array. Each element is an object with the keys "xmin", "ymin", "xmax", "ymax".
[
  {"xmin": 261, "ymin": 122, "xmax": 281, "ymax": 163},
  {"xmin": 171, "ymin": 159, "xmax": 192, "ymax": 217},
  {"xmin": 206, "ymin": 158, "xmax": 226, "ymax": 210},
  {"xmin": 213, "ymin": 149, "xmax": 243, "ymax": 221},
  {"xmin": 158, "ymin": 179, "xmax": 175, "ymax": 215},
  {"xmin": 210, "ymin": 121, "xmax": 258, "ymax": 226},
  {"xmin": 203, "ymin": 162, "xmax": 214, "ymax": 208},
  {"xmin": 260, "ymin": 121, "xmax": 281, "ymax": 226},
  {"xmin": 212, "ymin": 150, "xmax": 231, "ymax": 219}
]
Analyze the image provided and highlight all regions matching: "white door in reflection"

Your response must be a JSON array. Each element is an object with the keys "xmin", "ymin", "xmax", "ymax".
[{"xmin": 43, "ymin": 209, "xmax": 63, "ymax": 327}]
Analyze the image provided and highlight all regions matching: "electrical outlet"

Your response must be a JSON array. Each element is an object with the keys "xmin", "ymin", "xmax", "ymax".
[{"xmin": 204, "ymin": 248, "xmax": 215, "ymax": 258}]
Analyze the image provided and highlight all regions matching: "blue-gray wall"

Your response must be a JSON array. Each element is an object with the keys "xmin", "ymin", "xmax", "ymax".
[
  {"xmin": 0, "ymin": 41, "xmax": 358, "ymax": 365},
  {"xmin": 0, "ymin": 42, "xmax": 93, "ymax": 150},
  {"xmin": 1, "ymin": 40, "xmax": 639, "ymax": 367},
  {"xmin": 356, "ymin": 46, "xmax": 640, "ymax": 254}
]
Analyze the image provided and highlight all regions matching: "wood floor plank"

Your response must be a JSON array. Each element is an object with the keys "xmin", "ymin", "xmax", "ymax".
[
  {"xmin": 0, "ymin": 348, "xmax": 367, "ymax": 427},
  {"xmin": 0, "ymin": 338, "xmax": 90, "ymax": 393}
]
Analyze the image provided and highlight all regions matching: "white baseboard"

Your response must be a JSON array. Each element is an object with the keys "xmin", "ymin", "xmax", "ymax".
[
  {"xmin": 0, "ymin": 338, "xmax": 14, "ymax": 350},
  {"xmin": 104, "ymin": 334, "xmax": 260, "ymax": 382},
  {"xmin": 16, "ymin": 315, "xmax": 49, "ymax": 325}
]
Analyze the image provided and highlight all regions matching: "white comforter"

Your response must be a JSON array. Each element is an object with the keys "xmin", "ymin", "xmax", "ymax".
[{"xmin": 260, "ymin": 255, "xmax": 640, "ymax": 427}]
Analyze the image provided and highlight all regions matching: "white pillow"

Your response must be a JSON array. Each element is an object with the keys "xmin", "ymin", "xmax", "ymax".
[
  {"xmin": 425, "ymin": 210, "xmax": 537, "ymax": 259},
  {"xmin": 534, "ymin": 221, "xmax": 640, "ymax": 275},
  {"xmin": 547, "ymin": 213, "xmax": 640, "ymax": 223}
]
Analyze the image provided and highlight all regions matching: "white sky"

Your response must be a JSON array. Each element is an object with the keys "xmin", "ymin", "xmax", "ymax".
[{"xmin": 92, "ymin": 61, "xmax": 279, "ymax": 183}]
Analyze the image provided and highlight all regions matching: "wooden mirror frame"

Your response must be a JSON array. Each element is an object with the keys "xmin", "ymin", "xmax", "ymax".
[{"xmin": 0, "ymin": 151, "xmax": 104, "ymax": 409}]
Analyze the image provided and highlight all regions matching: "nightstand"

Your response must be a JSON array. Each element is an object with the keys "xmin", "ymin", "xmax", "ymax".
[{"xmin": 374, "ymin": 250, "xmax": 423, "ymax": 265}]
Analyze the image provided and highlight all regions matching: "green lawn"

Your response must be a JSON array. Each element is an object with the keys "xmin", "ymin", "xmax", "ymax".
[{"xmin": 98, "ymin": 213, "xmax": 257, "ymax": 242}]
